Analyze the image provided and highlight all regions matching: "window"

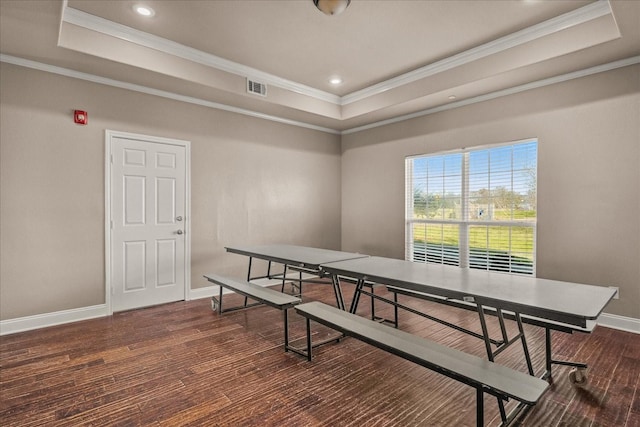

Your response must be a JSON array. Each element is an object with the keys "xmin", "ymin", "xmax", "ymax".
[{"xmin": 405, "ymin": 139, "xmax": 537, "ymax": 275}]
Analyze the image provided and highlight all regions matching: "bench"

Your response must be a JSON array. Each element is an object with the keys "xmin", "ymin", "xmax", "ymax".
[
  {"xmin": 203, "ymin": 273, "xmax": 302, "ymax": 351},
  {"xmin": 387, "ymin": 286, "xmax": 595, "ymax": 382},
  {"xmin": 295, "ymin": 301, "xmax": 548, "ymax": 427}
]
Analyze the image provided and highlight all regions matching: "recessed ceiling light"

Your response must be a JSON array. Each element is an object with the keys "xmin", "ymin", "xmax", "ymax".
[
  {"xmin": 448, "ymin": 95, "xmax": 457, "ymax": 100},
  {"xmin": 134, "ymin": 5, "xmax": 155, "ymax": 17},
  {"xmin": 329, "ymin": 77, "xmax": 343, "ymax": 85}
]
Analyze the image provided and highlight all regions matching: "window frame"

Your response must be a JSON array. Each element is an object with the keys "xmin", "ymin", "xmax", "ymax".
[{"xmin": 405, "ymin": 139, "xmax": 537, "ymax": 276}]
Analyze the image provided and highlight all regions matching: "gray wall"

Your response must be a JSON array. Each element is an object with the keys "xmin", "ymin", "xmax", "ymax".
[
  {"xmin": 341, "ymin": 64, "xmax": 640, "ymax": 320},
  {"xmin": 0, "ymin": 63, "xmax": 342, "ymax": 320},
  {"xmin": 2, "ymin": 61, "xmax": 638, "ymax": 323}
]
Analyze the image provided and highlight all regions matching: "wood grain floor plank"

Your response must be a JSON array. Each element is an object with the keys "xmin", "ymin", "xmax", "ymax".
[{"xmin": 1, "ymin": 283, "xmax": 637, "ymax": 426}]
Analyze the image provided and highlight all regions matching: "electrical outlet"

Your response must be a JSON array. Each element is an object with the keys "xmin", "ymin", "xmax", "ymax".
[{"xmin": 609, "ymin": 286, "xmax": 619, "ymax": 300}]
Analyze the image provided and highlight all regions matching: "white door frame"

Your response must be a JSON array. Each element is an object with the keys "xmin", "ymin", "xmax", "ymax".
[{"xmin": 105, "ymin": 129, "xmax": 191, "ymax": 315}]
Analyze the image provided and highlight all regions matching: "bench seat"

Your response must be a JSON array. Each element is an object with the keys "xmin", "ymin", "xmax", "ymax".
[
  {"xmin": 295, "ymin": 301, "xmax": 548, "ymax": 426},
  {"xmin": 204, "ymin": 273, "xmax": 301, "ymax": 351},
  {"xmin": 205, "ymin": 273, "xmax": 301, "ymax": 311}
]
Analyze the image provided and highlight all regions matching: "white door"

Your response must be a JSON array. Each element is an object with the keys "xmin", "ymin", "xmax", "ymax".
[{"xmin": 109, "ymin": 133, "xmax": 189, "ymax": 312}]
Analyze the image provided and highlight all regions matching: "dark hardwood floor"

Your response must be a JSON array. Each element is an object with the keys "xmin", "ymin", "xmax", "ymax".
[{"xmin": 1, "ymin": 282, "xmax": 638, "ymax": 426}]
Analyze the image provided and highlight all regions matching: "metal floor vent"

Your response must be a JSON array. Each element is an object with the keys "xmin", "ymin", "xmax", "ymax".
[{"xmin": 247, "ymin": 79, "xmax": 267, "ymax": 97}]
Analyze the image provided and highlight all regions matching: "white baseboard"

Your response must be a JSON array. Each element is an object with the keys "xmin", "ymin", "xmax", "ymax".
[
  {"xmin": 597, "ymin": 312, "xmax": 640, "ymax": 334},
  {"xmin": 188, "ymin": 285, "xmax": 225, "ymax": 300},
  {"xmin": 3, "ymin": 296, "xmax": 636, "ymax": 337},
  {"xmin": 0, "ymin": 304, "xmax": 109, "ymax": 336},
  {"xmin": 1, "ymin": 273, "xmax": 318, "ymax": 336}
]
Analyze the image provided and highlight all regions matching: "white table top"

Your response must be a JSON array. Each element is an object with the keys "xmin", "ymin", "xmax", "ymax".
[
  {"xmin": 320, "ymin": 256, "xmax": 616, "ymax": 328},
  {"xmin": 226, "ymin": 244, "xmax": 368, "ymax": 269}
]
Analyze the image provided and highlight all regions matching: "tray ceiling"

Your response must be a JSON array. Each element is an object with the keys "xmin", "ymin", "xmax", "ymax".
[{"xmin": 1, "ymin": 0, "xmax": 638, "ymax": 133}]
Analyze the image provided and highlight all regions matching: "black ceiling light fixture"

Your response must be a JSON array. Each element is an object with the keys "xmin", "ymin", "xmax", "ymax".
[{"xmin": 313, "ymin": 0, "xmax": 351, "ymax": 16}]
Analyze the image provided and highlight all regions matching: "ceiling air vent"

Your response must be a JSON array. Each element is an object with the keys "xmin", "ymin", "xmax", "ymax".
[{"xmin": 247, "ymin": 79, "xmax": 267, "ymax": 97}]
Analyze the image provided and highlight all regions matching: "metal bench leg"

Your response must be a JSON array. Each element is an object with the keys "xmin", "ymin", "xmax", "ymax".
[
  {"xmin": 332, "ymin": 275, "xmax": 346, "ymax": 311},
  {"xmin": 282, "ymin": 263, "xmax": 289, "ymax": 293},
  {"xmin": 306, "ymin": 317, "xmax": 312, "ymax": 361},
  {"xmin": 370, "ymin": 285, "xmax": 376, "ymax": 320},
  {"xmin": 476, "ymin": 388, "xmax": 484, "ymax": 427},
  {"xmin": 477, "ymin": 305, "xmax": 494, "ymax": 360},
  {"xmin": 393, "ymin": 291, "xmax": 399, "ymax": 328},
  {"xmin": 476, "ymin": 305, "xmax": 507, "ymax": 423},
  {"xmin": 284, "ymin": 309, "xmax": 289, "ymax": 352},
  {"xmin": 243, "ymin": 257, "xmax": 253, "ymax": 307},
  {"xmin": 545, "ymin": 328, "xmax": 553, "ymax": 378},
  {"xmin": 496, "ymin": 308, "xmax": 509, "ymax": 344},
  {"xmin": 216, "ymin": 284, "xmax": 223, "ymax": 314},
  {"xmin": 349, "ymin": 278, "xmax": 365, "ymax": 314},
  {"xmin": 543, "ymin": 328, "xmax": 588, "ymax": 383},
  {"xmin": 285, "ymin": 310, "xmax": 343, "ymax": 360},
  {"xmin": 515, "ymin": 313, "xmax": 534, "ymax": 376},
  {"xmin": 247, "ymin": 257, "xmax": 253, "ymax": 280},
  {"xmin": 298, "ymin": 270, "xmax": 303, "ymax": 298}
]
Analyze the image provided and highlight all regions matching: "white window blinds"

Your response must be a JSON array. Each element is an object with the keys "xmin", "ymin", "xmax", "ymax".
[{"xmin": 405, "ymin": 140, "xmax": 537, "ymax": 275}]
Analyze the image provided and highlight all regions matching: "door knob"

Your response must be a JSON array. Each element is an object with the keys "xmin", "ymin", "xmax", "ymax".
[
  {"xmin": 176, "ymin": 230, "xmax": 184, "ymax": 235},
  {"xmin": 176, "ymin": 216, "xmax": 183, "ymax": 221}
]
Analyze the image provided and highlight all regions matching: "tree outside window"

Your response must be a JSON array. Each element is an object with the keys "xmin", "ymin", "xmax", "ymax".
[{"xmin": 406, "ymin": 140, "xmax": 537, "ymax": 275}]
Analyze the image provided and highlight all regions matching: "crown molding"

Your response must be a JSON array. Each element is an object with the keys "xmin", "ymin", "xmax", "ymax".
[
  {"xmin": 61, "ymin": 6, "xmax": 342, "ymax": 105},
  {"xmin": 60, "ymin": 1, "xmax": 614, "ymax": 110},
  {"xmin": 341, "ymin": 0, "xmax": 614, "ymax": 105},
  {"xmin": 341, "ymin": 55, "xmax": 640, "ymax": 135},
  {"xmin": 0, "ymin": 54, "xmax": 340, "ymax": 135},
  {"xmin": 2, "ymin": 53, "xmax": 637, "ymax": 136}
]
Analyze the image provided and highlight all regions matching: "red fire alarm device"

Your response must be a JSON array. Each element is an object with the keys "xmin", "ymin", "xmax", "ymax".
[{"xmin": 74, "ymin": 110, "xmax": 88, "ymax": 125}]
